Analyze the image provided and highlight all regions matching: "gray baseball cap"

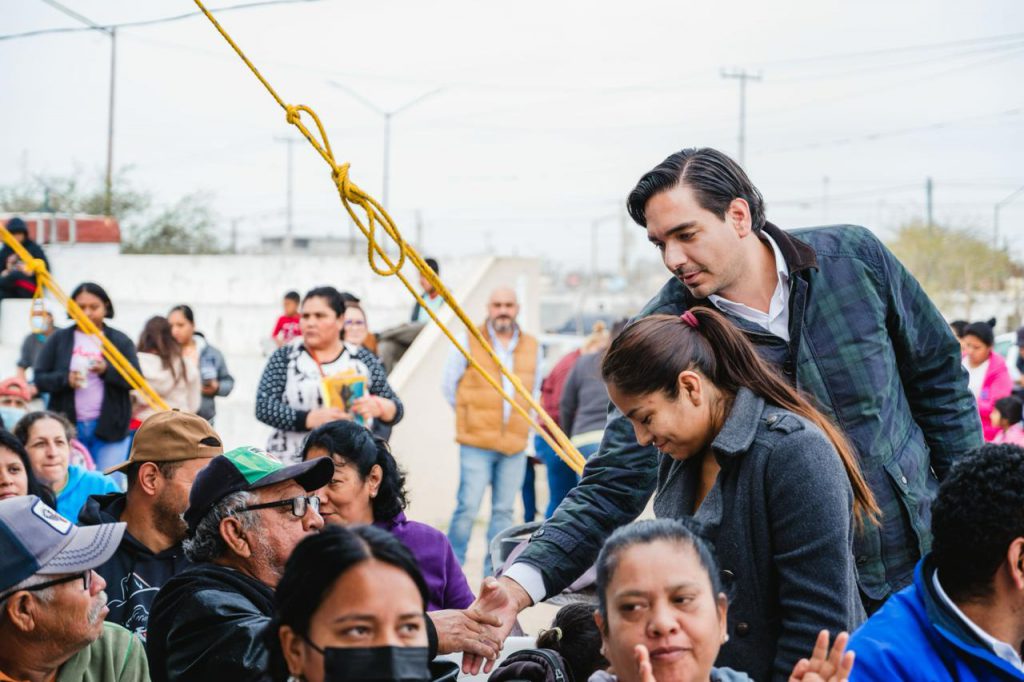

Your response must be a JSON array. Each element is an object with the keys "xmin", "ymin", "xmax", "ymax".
[{"xmin": 0, "ymin": 496, "xmax": 125, "ymax": 595}]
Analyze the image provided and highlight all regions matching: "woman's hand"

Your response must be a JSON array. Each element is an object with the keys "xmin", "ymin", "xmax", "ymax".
[
  {"xmin": 633, "ymin": 645, "xmax": 657, "ymax": 682},
  {"xmin": 351, "ymin": 395, "xmax": 383, "ymax": 419},
  {"xmin": 305, "ymin": 407, "xmax": 350, "ymax": 429},
  {"xmin": 789, "ymin": 630, "xmax": 854, "ymax": 682},
  {"xmin": 89, "ymin": 357, "xmax": 107, "ymax": 374}
]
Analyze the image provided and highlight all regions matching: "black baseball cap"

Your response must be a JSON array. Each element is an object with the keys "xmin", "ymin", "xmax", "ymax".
[{"xmin": 184, "ymin": 446, "xmax": 333, "ymax": 536}]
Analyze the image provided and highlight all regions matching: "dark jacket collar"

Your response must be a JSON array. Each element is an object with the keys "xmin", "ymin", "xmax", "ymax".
[{"xmin": 711, "ymin": 387, "xmax": 765, "ymax": 458}]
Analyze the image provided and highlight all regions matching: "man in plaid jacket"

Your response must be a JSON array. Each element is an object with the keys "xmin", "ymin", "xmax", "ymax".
[{"xmin": 481, "ymin": 148, "xmax": 982, "ymax": 649}]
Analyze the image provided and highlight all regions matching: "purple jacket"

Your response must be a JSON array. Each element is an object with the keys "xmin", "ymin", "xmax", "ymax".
[{"xmin": 375, "ymin": 512, "xmax": 475, "ymax": 611}]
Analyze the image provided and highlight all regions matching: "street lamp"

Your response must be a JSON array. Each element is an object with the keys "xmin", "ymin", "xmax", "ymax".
[{"xmin": 327, "ymin": 81, "xmax": 444, "ymax": 210}]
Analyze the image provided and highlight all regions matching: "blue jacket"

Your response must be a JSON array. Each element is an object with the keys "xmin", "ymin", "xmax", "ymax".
[
  {"xmin": 849, "ymin": 556, "xmax": 1024, "ymax": 681},
  {"xmin": 57, "ymin": 465, "xmax": 119, "ymax": 520}
]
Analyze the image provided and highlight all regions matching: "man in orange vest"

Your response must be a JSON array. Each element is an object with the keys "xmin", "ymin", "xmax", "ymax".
[{"xmin": 442, "ymin": 286, "xmax": 542, "ymax": 575}]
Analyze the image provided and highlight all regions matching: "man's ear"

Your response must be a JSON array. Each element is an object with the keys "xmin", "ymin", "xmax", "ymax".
[
  {"xmin": 136, "ymin": 461, "xmax": 162, "ymax": 497},
  {"xmin": 1009, "ymin": 537, "xmax": 1024, "ymax": 590},
  {"xmin": 3, "ymin": 591, "xmax": 39, "ymax": 633},
  {"xmin": 220, "ymin": 516, "xmax": 253, "ymax": 558},
  {"xmin": 726, "ymin": 197, "xmax": 753, "ymax": 236}
]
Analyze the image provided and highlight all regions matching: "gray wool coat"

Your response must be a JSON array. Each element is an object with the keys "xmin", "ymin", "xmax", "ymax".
[{"xmin": 653, "ymin": 387, "xmax": 865, "ymax": 682}]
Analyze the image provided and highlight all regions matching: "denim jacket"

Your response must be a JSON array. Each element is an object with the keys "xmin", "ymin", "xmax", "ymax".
[{"xmin": 516, "ymin": 223, "xmax": 983, "ymax": 602}]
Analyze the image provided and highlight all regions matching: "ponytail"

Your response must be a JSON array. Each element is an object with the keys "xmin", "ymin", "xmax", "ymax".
[{"xmin": 602, "ymin": 307, "xmax": 880, "ymax": 527}]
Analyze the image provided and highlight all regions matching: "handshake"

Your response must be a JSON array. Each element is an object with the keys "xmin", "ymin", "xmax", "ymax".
[{"xmin": 429, "ymin": 576, "xmax": 531, "ymax": 675}]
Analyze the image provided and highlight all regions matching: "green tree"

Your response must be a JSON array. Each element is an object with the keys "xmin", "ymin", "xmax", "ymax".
[
  {"xmin": 887, "ymin": 220, "xmax": 1022, "ymax": 317},
  {"xmin": 0, "ymin": 170, "xmax": 222, "ymax": 255}
]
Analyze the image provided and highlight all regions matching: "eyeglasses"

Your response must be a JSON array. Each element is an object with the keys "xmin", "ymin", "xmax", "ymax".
[
  {"xmin": 236, "ymin": 495, "xmax": 321, "ymax": 518},
  {"xmin": 343, "ymin": 319, "xmax": 366, "ymax": 327},
  {"xmin": 0, "ymin": 570, "xmax": 91, "ymax": 602}
]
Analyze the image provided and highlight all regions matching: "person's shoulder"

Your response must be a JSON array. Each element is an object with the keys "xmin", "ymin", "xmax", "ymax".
[
  {"xmin": 59, "ymin": 621, "xmax": 146, "ymax": 681},
  {"xmin": 710, "ymin": 667, "xmax": 753, "ymax": 682},
  {"xmin": 790, "ymin": 224, "xmax": 887, "ymax": 266},
  {"xmin": 848, "ymin": 584, "xmax": 932, "ymax": 679},
  {"xmin": 756, "ymin": 406, "xmax": 843, "ymax": 473},
  {"xmin": 397, "ymin": 517, "xmax": 448, "ymax": 544}
]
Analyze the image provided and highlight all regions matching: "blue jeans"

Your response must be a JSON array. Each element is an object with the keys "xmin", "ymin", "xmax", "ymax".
[
  {"xmin": 447, "ymin": 445, "xmax": 527, "ymax": 576},
  {"xmin": 522, "ymin": 457, "xmax": 538, "ymax": 523},
  {"xmin": 536, "ymin": 434, "xmax": 590, "ymax": 518},
  {"xmin": 77, "ymin": 419, "xmax": 131, "ymax": 489}
]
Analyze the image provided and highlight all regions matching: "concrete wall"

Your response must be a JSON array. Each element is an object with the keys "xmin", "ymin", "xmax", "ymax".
[{"xmin": 0, "ymin": 248, "xmax": 543, "ymax": 531}]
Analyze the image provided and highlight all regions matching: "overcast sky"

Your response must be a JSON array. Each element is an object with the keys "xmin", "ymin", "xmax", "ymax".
[{"xmin": 2, "ymin": 0, "xmax": 1022, "ymax": 271}]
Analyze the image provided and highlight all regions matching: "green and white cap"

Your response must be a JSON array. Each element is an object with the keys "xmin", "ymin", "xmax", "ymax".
[{"xmin": 184, "ymin": 446, "xmax": 333, "ymax": 536}]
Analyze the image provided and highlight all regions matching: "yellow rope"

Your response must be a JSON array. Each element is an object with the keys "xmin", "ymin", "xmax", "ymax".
[
  {"xmin": 191, "ymin": 0, "xmax": 587, "ymax": 474},
  {"xmin": 0, "ymin": 227, "xmax": 169, "ymax": 412}
]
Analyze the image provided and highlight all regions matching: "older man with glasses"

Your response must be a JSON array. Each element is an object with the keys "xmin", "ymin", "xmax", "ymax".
[
  {"xmin": 0, "ymin": 495, "xmax": 149, "ymax": 681},
  {"xmin": 145, "ymin": 446, "xmax": 333, "ymax": 682}
]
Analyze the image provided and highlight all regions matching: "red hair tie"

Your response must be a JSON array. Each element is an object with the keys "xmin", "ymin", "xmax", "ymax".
[{"xmin": 681, "ymin": 310, "xmax": 700, "ymax": 329}]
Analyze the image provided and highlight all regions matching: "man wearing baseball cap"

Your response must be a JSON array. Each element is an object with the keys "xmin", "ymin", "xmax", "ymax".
[
  {"xmin": 146, "ymin": 445, "xmax": 332, "ymax": 682},
  {"xmin": 0, "ymin": 495, "xmax": 148, "ymax": 681},
  {"xmin": 77, "ymin": 409, "xmax": 222, "ymax": 641}
]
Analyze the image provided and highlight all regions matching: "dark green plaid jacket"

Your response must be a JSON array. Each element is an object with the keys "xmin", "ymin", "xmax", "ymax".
[{"xmin": 518, "ymin": 223, "xmax": 982, "ymax": 601}]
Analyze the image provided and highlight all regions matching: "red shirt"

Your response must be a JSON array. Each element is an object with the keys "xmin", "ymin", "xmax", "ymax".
[{"xmin": 272, "ymin": 314, "xmax": 301, "ymax": 343}]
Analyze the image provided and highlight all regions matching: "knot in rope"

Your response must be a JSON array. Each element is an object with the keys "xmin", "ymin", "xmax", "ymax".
[
  {"xmin": 331, "ymin": 163, "xmax": 352, "ymax": 198},
  {"xmin": 285, "ymin": 105, "xmax": 301, "ymax": 125},
  {"xmin": 25, "ymin": 258, "xmax": 48, "ymax": 275}
]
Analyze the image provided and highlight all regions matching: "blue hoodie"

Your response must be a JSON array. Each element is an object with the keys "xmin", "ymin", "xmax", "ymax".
[
  {"xmin": 56, "ymin": 465, "xmax": 119, "ymax": 520},
  {"xmin": 849, "ymin": 555, "xmax": 1024, "ymax": 681}
]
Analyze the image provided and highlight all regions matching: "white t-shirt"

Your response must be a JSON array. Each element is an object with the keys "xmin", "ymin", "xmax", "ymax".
[{"xmin": 964, "ymin": 358, "xmax": 989, "ymax": 399}]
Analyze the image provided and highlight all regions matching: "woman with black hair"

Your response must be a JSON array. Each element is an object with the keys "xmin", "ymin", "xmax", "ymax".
[
  {"xmin": 597, "ymin": 307, "xmax": 878, "ymax": 680},
  {"xmin": 265, "ymin": 524, "xmax": 444, "ymax": 682},
  {"xmin": 32, "ymin": 282, "xmax": 140, "ymax": 473},
  {"xmin": 257, "ymin": 286, "xmax": 403, "ymax": 463},
  {"xmin": 591, "ymin": 519, "xmax": 854, "ymax": 682},
  {"xmin": 0, "ymin": 428, "xmax": 56, "ymax": 508},
  {"xmin": 961, "ymin": 320, "xmax": 1013, "ymax": 442},
  {"xmin": 301, "ymin": 420, "xmax": 473, "ymax": 611},
  {"xmin": 168, "ymin": 304, "xmax": 235, "ymax": 423}
]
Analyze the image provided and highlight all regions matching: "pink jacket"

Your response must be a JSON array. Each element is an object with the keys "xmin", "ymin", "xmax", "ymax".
[
  {"xmin": 977, "ymin": 351, "xmax": 1013, "ymax": 441},
  {"xmin": 993, "ymin": 422, "xmax": 1024, "ymax": 447}
]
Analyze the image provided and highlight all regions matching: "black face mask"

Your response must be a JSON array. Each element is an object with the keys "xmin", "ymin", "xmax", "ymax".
[{"xmin": 313, "ymin": 643, "xmax": 432, "ymax": 682}]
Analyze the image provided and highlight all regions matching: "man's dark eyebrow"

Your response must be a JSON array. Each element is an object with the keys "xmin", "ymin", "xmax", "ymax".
[{"xmin": 648, "ymin": 221, "xmax": 698, "ymax": 242}]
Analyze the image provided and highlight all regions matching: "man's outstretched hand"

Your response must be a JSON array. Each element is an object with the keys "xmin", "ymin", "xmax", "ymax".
[
  {"xmin": 429, "ymin": 608, "xmax": 502, "ymax": 661},
  {"xmin": 460, "ymin": 576, "xmax": 533, "ymax": 675}
]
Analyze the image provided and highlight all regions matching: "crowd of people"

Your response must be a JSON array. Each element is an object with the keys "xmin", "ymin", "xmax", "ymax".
[{"xmin": 1, "ymin": 145, "xmax": 1021, "ymax": 682}]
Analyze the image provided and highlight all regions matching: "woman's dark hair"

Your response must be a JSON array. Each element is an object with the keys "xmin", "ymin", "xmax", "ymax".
[
  {"xmin": 627, "ymin": 148, "xmax": 766, "ymax": 232},
  {"xmin": 303, "ymin": 286, "xmax": 346, "ymax": 317},
  {"xmin": 963, "ymin": 321, "xmax": 995, "ymax": 347},
  {"xmin": 949, "ymin": 319, "xmax": 968, "ymax": 339},
  {"xmin": 168, "ymin": 304, "xmax": 195, "ymax": 325},
  {"xmin": 70, "ymin": 282, "xmax": 114, "ymax": 318},
  {"xmin": 602, "ymin": 307, "xmax": 880, "ymax": 526},
  {"xmin": 13, "ymin": 410, "xmax": 76, "ymax": 445},
  {"xmin": 932, "ymin": 444, "xmax": 1024, "ymax": 602},
  {"xmin": 536, "ymin": 602, "xmax": 608, "ymax": 682},
  {"xmin": 301, "ymin": 420, "xmax": 408, "ymax": 521},
  {"xmin": 0, "ymin": 429, "xmax": 56, "ymax": 508},
  {"xmin": 994, "ymin": 396, "xmax": 1024, "ymax": 426},
  {"xmin": 138, "ymin": 316, "xmax": 186, "ymax": 382},
  {"xmin": 596, "ymin": 518, "xmax": 723, "ymax": 622},
  {"xmin": 264, "ymin": 524, "xmax": 429, "ymax": 681}
]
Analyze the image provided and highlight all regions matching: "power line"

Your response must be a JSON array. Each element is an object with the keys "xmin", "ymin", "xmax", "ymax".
[
  {"xmin": 749, "ymin": 32, "xmax": 1024, "ymax": 67},
  {"xmin": 0, "ymin": 0, "xmax": 328, "ymax": 42}
]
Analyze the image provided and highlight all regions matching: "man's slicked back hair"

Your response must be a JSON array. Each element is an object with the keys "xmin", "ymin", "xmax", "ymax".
[{"xmin": 626, "ymin": 147, "xmax": 766, "ymax": 232}]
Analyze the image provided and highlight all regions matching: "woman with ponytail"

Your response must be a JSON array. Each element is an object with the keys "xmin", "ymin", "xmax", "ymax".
[
  {"xmin": 601, "ymin": 306, "xmax": 880, "ymax": 682},
  {"xmin": 300, "ymin": 420, "xmax": 474, "ymax": 612}
]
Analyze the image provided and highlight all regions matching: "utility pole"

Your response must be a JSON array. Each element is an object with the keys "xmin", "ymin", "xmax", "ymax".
[
  {"xmin": 995, "ymin": 184, "xmax": 1024, "ymax": 248},
  {"xmin": 720, "ymin": 68, "xmax": 762, "ymax": 167},
  {"xmin": 39, "ymin": 1, "xmax": 116, "ymax": 215},
  {"xmin": 328, "ymin": 81, "xmax": 444, "ymax": 210},
  {"xmin": 274, "ymin": 137, "xmax": 299, "ymax": 252},
  {"xmin": 926, "ymin": 177, "xmax": 934, "ymax": 230}
]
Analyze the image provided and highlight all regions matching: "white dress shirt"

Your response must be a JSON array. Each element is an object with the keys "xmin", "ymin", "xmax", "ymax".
[{"xmin": 708, "ymin": 232, "xmax": 791, "ymax": 342}]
